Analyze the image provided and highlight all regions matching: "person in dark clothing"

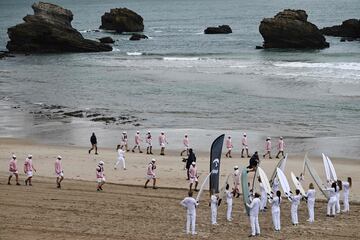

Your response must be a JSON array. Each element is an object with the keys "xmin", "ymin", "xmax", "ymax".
[
  {"xmin": 89, "ymin": 132, "xmax": 98, "ymax": 155},
  {"xmin": 247, "ymin": 151, "xmax": 259, "ymax": 172},
  {"xmin": 186, "ymin": 149, "xmax": 196, "ymax": 180}
]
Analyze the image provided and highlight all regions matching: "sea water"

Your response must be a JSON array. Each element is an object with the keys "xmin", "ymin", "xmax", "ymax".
[{"xmin": 0, "ymin": 0, "xmax": 359, "ymax": 158}]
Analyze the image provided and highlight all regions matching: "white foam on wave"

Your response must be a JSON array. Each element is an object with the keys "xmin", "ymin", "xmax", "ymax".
[
  {"xmin": 273, "ymin": 62, "xmax": 360, "ymax": 71},
  {"xmin": 112, "ymin": 48, "xmax": 121, "ymax": 52},
  {"xmin": 126, "ymin": 52, "xmax": 143, "ymax": 56},
  {"xmin": 163, "ymin": 57, "xmax": 201, "ymax": 61}
]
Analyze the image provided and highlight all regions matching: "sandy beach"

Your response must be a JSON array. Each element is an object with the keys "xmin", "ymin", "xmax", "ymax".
[{"xmin": 0, "ymin": 137, "xmax": 359, "ymax": 239}]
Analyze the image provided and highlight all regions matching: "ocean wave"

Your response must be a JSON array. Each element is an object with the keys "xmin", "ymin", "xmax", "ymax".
[
  {"xmin": 127, "ymin": 52, "xmax": 143, "ymax": 56},
  {"xmin": 273, "ymin": 62, "xmax": 360, "ymax": 71},
  {"xmin": 163, "ymin": 57, "xmax": 201, "ymax": 61}
]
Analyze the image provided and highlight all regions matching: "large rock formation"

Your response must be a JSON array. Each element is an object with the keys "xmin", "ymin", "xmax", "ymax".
[
  {"xmin": 7, "ymin": 2, "xmax": 112, "ymax": 53},
  {"xmin": 100, "ymin": 8, "xmax": 144, "ymax": 33},
  {"xmin": 259, "ymin": 9, "xmax": 329, "ymax": 49},
  {"xmin": 320, "ymin": 19, "xmax": 360, "ymax": 39},
  {"xmin": 204, "ymin": 25, "xmax": 232, "ymax": 34}
]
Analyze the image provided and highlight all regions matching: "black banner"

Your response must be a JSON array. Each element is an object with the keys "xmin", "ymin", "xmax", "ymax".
[{"xmin": 209, "ymin": 134, "xmax": 225, "ymax": 194}]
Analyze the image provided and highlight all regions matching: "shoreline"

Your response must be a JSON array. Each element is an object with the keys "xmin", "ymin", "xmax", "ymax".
[{"xmin": 1, "ymin": 137, "xmax": 359, "ymax": 202}]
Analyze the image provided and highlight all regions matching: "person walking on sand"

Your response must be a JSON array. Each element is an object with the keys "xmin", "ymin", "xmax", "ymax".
[
  {"xmin": 210, "ymin": 191, "xmax": 219, "ymax": 225},
  {"xmin": 233, "ymin": 166, "xmax": 241, "ymax": 198},
  {"xmin": 159, "ymin": 131, "xmax": 168, "ymax": 155},
  {"xmin": 180, "ymin": 191, "xmax": 198, "ymax": 235},
  {"xmin": 180, "ymin": 134, "xmax": 190, "ymax": 156},
  {"xmin": 114, "ymin": 145, "xmax": 126, "ymax": 170},
  {"xmin": 290, "ymin": 189, "xmax": 302, "ymax": 226},
  {"xmin": 189, "ymin": 162, "xmax": 199, "ymax": 192},
  {"xmin": 96, "ymin": 161, "xmax": 105, "ymax": 191},
  {"xmin": 24, "ymin": 154, "xmax": 36, "ymax": 186},
  {"xmin": 144, "ymin": 159, "xmax": 157, "ymax": 189},
  {"xmin": 121, "ymin": 131, "xmax": 130, "ymax": 152},
  {"xmin": 146, "ymin": 131, "xmax": 153, "ymax": 155},
  {"xmin": 306, "ymin": 183, "xmax": 316, "ymax": 222},
  {"xmin": 263, "ymin": 137, "xmax": 272, "ymax": 159},
  {"xmin": 342, "ymin": 177, "xmax": 352, "ymax": 213},
  {"xmin": 275, "ymin": 137, "xmax": 285, "ymax": 159},
  {"xmin": 132, "ymin": 131, "xmax": 143, "ymax": 153},
  {"xmin": 186, "ymin": 149, "xmax": 196, "ymax": 180},
  {"xmin": 89, "ymin": 132, "xmax": 98, "ymax": 155},
  {"xmin": 225, "ymin": 136, "xmax": 233, "ymax": 158},
  {"xmin": 270, "ymin": 190, "xmax": 282, "ymax": 231},
  {"xmin": 247, "ymin": 192, "xmax": 261, "ymax": 237},
  {"xmin": 241, "ymin": 133, "xmax": 251, "ymax": 158},
  {"xmin": 55, "ymin": 156, "xmax": 64, "ymax": 188},
  {"xmin": 225, "ymin": 184, "xmax": 233, "ymax": 221},
  {"xmin": 8, "ymin": 155, "xmax": 20, "ymax": 185}
]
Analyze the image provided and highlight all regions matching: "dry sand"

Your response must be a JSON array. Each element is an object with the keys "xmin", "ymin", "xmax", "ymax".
[{"xmin": 0, "ymin": 137, "xmax": 359, "ymax": 239}]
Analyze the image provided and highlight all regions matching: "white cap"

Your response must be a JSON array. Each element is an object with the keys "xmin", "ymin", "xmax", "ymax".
[
  {"xmin": 192, "ymin": 162, "xmax": 196, "ymax": 165},
  {"xmin": 99, "ymin": 160, "xmax": 104, "ymax": 165},
  {"xmin": 57, "ymin": 155, "xmax": 62, "ymax": 159},
  {"xmin": 280, "ymin": 136, "xmax": 283, "ymax": 139},
  {"xmin": 228, "ymin": 135, "xmax": 231, "ymax": 138},
  {"xmin": 148, "ymin": 131, "xmax": 151, "ymax": 133},
  {"xmin": 12, "ymin": 154, "xmax": 16, "ymax": 159},
  {"xmin": 28, "ymin": 154, "xmax": 32, "ymax": 158},
  {"xmin": 161, "ymin": 131, "xmax": 164, "ymax": 134},
  {"xmin": 123, "ymin": 131, "xmax": 126, "ymax": 134},
  {"xmin": 243, "ymin": 132, "xmax": 246, "ymax": 136},
  {"xmin": 267, "ymin": 137, "xmax": 271, "ymax": 140},
  {"xmin": 234, "ymin": 165, "xmax": 238, "ymax": 169},
  {"xmin": 136, "ymin": 131, "xmax": 140, "ymax": 134},
  {"xmin": 151, "ymin": 158, "xmax": 156, "ymax": 162}
]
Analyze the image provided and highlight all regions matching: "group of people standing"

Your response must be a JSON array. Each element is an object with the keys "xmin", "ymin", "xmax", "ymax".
[{"xmin": 225, "ymin": 133, "xmax": 285, "ymax": 159}]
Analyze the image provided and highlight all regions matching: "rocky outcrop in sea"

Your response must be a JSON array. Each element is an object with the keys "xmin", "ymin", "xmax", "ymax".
[
  {"xmin": 321, "ymin": 19, "xmax": 360, "ymax": 41},
  {"xmin": 259, "ymin": 9, "xmax": 329, "ymax": 49},
  {"xmin": 6, "ymin": 2, "xmax": 112, "ymax": 53},
  {"xmin": 99, "ymin": 8, "xmax": 144, "ymax": 33},
  {"xmin": 204, "ymin": 25, "xmax": 232, "ymax": 34}
]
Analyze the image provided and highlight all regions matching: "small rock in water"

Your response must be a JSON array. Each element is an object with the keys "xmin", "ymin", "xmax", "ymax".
[
  {"xmin": 129, "ymin": 34, "xmax": 148, "ymax": 41},
  {"xmin": 204, "ymin": 25, "xmax": 232, "ymax": 34},
  {"xmin": 98, "ymin": 37, "xmax": 115, "ymax": 44}
]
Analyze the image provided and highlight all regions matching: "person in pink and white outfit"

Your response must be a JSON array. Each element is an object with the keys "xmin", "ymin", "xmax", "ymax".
[
  {"xmin": 24, "ymin": 154, "xmax": 36, "ymax": 186},
  {"xmin": 132, "ymin": 131, "xmax": 143, "ymax": 153},
  {"xmin": 180, "ymin": 134, "xmax": 190, "ymax": 156},
  {"xmin": 55, "ymin": 156, "xmax": 64, "ymax": 188},
  {"xmin": 275, "ymin": 137, "xmax": 285, "ymax": 159},
  {"xmin": 146, "ymin": 131, "xmax": 153, "ymax": 155},
  {"xmin": 225, "ymin": 136, "xmax": 233, "ymax": 158},
  {"xmin": 241, "ymin": 133, "xmax": 251, "ymax": 158},
  {"xmin": 8, "ymin": 154, "xmax": 20, "ymax": 185},
  {"xmin": 144, "ymin": 159, "xmax": 157, "ymax": 189},
  {"xmin": 189, "ymin": 162, "xmax": 199, "ymax": 192},
  {"xmin": 159, "ymin": 131, "xmax": 168, "ymax": 156},
  {"xmin": 96, "ymin": 161, "xmax": 106, "ymax": 191},
  {"xmin": 263, "ymin": 137, "xmax": 272, "ymax": 159}
]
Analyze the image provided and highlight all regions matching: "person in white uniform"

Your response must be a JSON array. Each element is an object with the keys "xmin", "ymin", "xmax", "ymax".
[
  {"xmin": 342, "ymin": 177, "xmax": 352, "ymax": 213},
  {"xmin": 270, "ymin": 190, "xmax": 282, "ymax": 231},
  {"xmin": 180, "ymin": 191, "xmax": 198, "ymax": 235},
  {"xmin": 305, "ymin": 183, "xmax": 316, "ymax": 222},
  {"xmin": 114, "ymin": 145, "xmax": 126, "ymax": 170},
  {"xmin": 146, "ymin": 131, "xmax": 153, "ymax": 155},
  {"xmin": 246, "ymin": 192, "xmax": 261, "ymax": 237},
  {"xmin": 232, "ymin": 166, "xmax": 241, "ymax": 198},
  {"xmin": 210, "ymin": 191, "xmax": 219, "ymax": 225},
  {"xmin": 290, "ymin": 189, "xmax": 302, "ymax": 226},
  {"xmin": 225, "ymin": 184, "xmax": 233, "ymax": 221},
  {"xmin": 326, "ymin": 182, "xmax": 337, "ymax": 217},
  {"xmin": 335, "ymin": 180, "xmax": 342, "ymax": 214}
]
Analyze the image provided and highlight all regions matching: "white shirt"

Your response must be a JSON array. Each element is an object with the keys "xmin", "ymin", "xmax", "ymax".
[
  {"xmin": 291, "ymin": 195, "xmax": 302, "ymax": 206},
  {"xmin": 271, "ymin": 196, "xmax": 281, "ymax": 213},
  {"xmin": 342, "ymin": 181, "xmax": 350, "ymax": 194},
  {"xmin": 180, "ymin": 197, "xmax": 198, "ymax": 214},
  {"xmin": 226, "ymin": 190, "xmax": 233, "ymax": 201},
  {"xmin": 247, "ymin": 198, "xmax": 261, "ymax": 216},
  {"xmin": 306, "ymin": 189, "xmax": 316, "ymax": 201},
  {"xmin": 211, "ymin": 195, "xmax": 218, "ymax": 207},
  {"xmin": 117, "ymin": 149, "xmax": 125, "ymax": 158}
]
